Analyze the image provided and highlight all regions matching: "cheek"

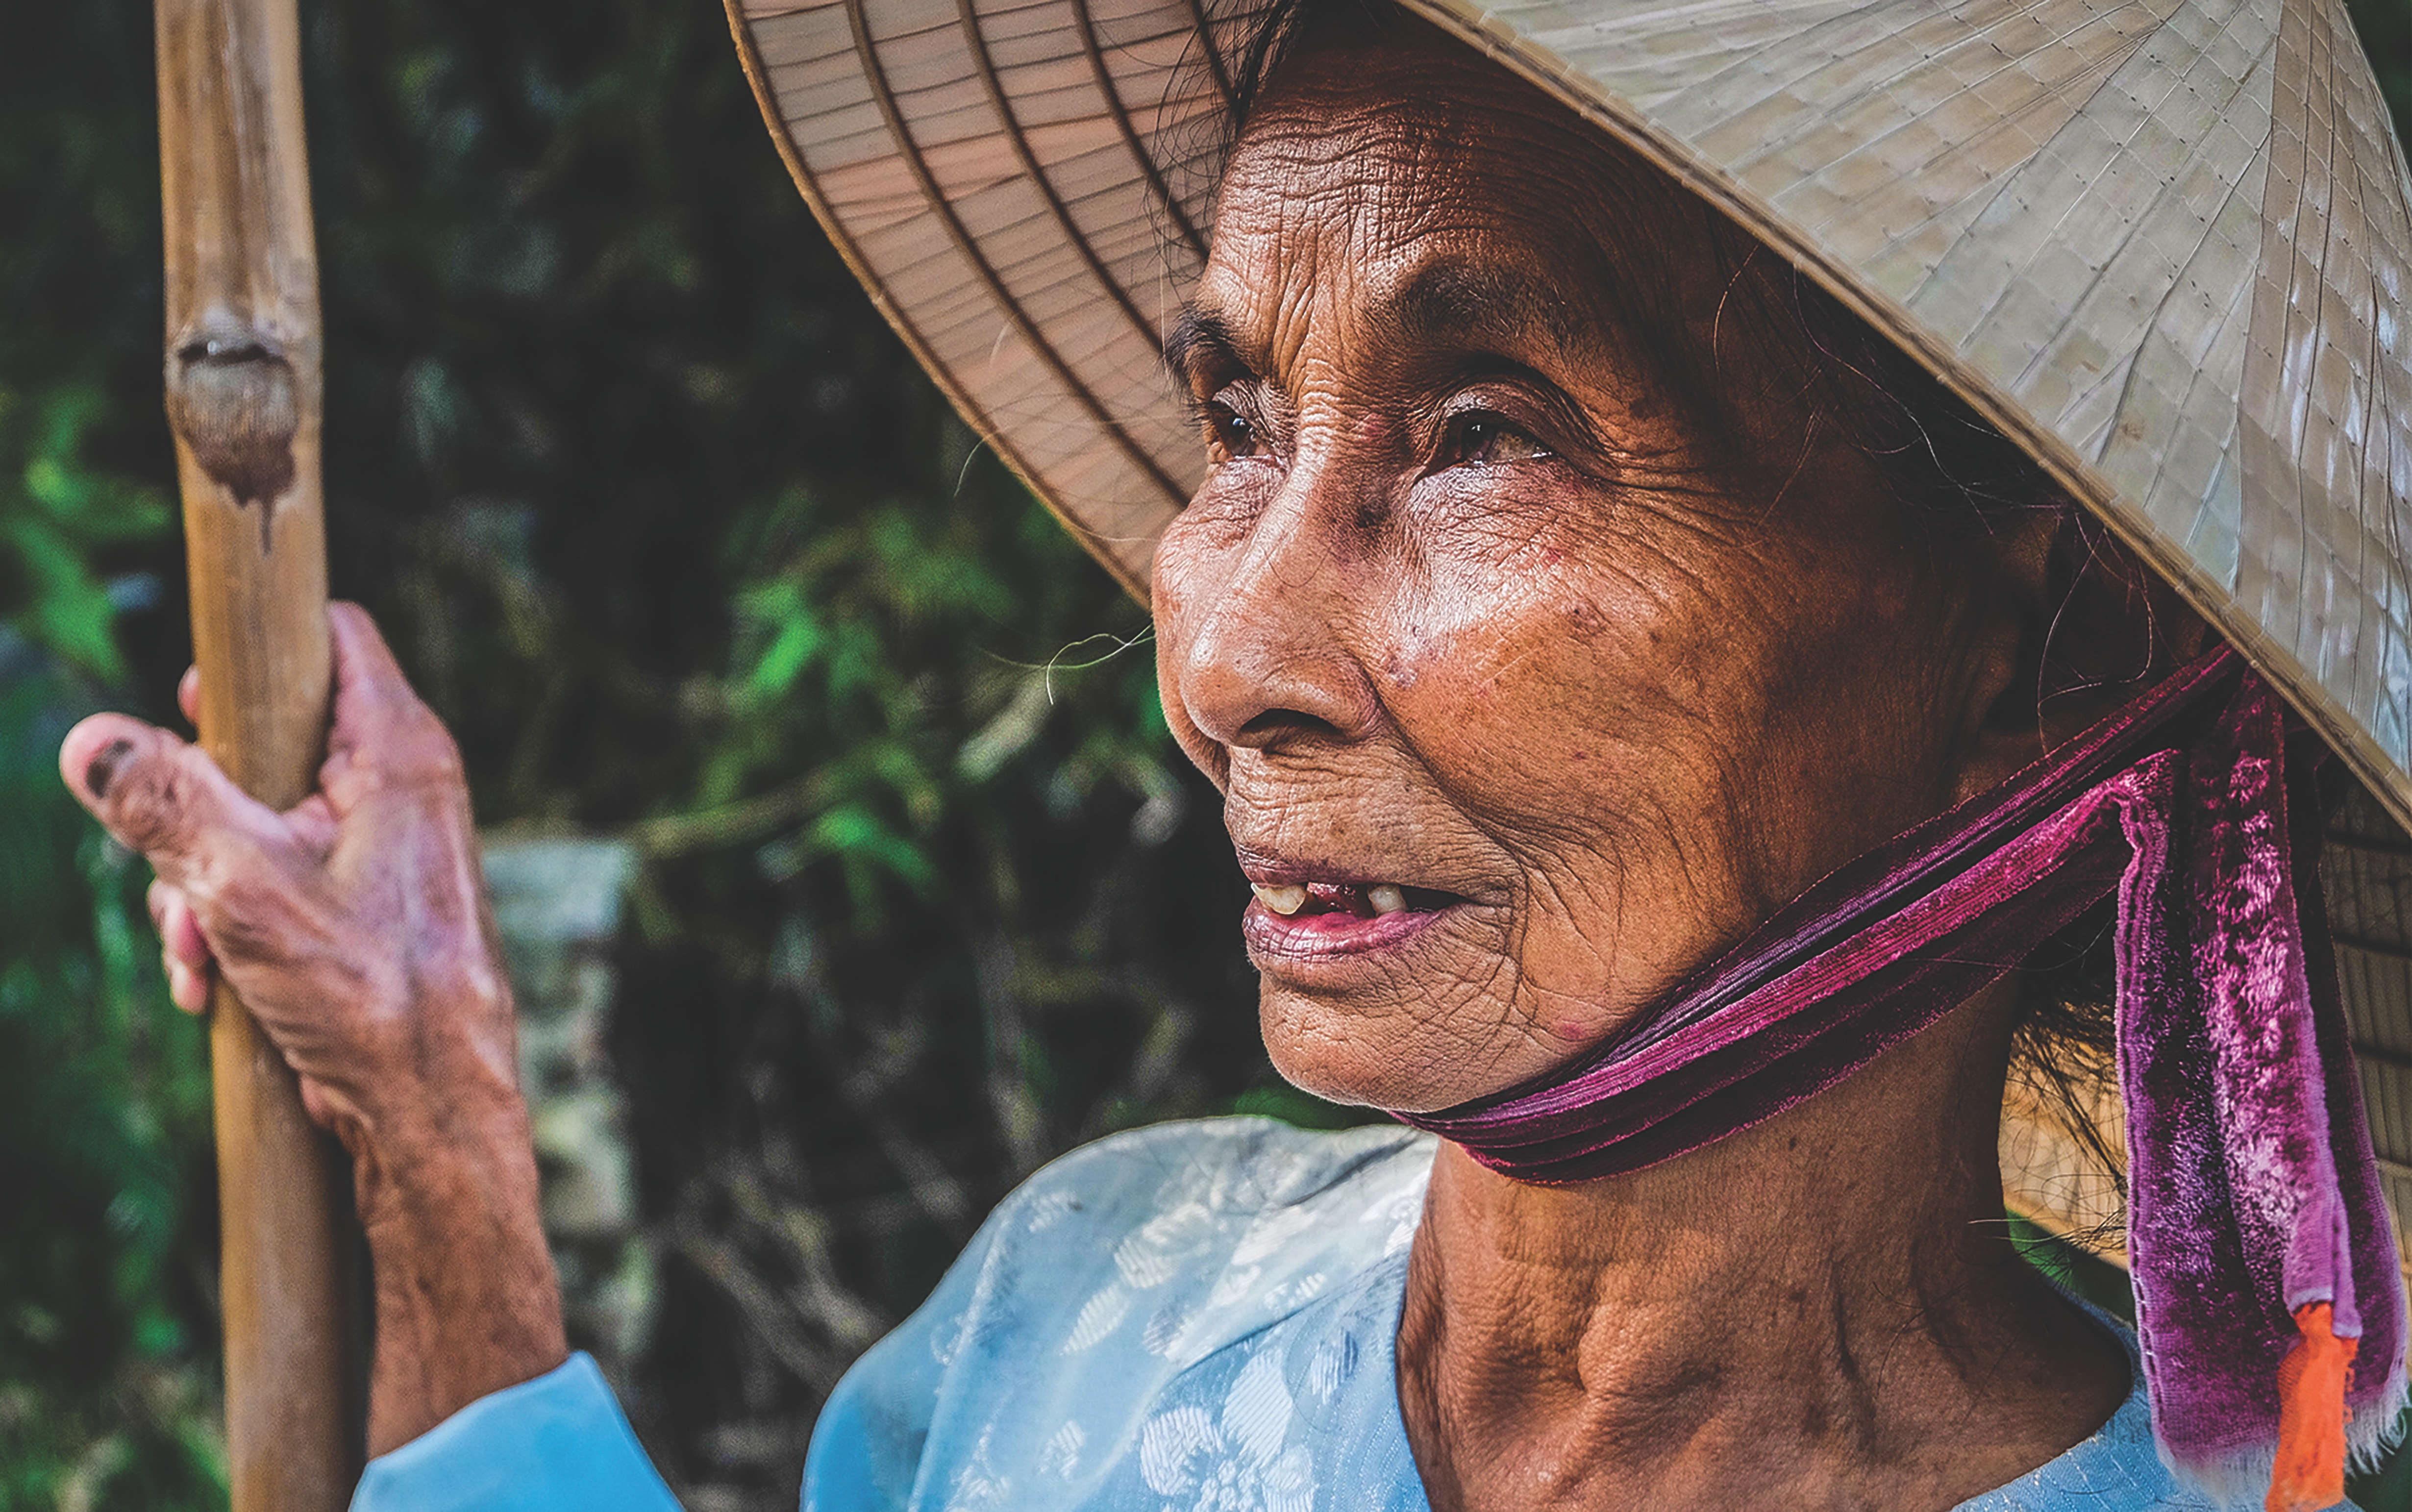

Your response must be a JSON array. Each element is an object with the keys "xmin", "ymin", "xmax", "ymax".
[
  {"xmin": 1372, "ymin": 511, "xmax": 1933, "ymax": 994},
  {"xmin": 1377, "ymin": 520, "xmax": 1738, "ymax": 826}
]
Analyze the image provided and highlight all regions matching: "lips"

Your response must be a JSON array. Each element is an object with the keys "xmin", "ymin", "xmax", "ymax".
[{"xmin": 1240, "ymin": 870, "xmax": 1467, "ymax": 960}]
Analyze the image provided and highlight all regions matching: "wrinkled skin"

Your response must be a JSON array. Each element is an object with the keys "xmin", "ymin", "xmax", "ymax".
[
  {"xmin": 59, "ymin": 26, "xmax": 2136, "ymax": 1508},
  {"xmin": 1159, "ymin": 38, "xmax": 2129, "ymax": 1512},
  {"xmin": 1161, "ymin": 54, "xmax": 2031, "ymax": 1115},
  {"xmin": 61, "ymin": 607, "xmax": 562, "ymax": 1451}
]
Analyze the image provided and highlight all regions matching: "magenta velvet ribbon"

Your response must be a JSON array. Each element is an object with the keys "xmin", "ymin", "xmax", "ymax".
[{"xmin": 1392, "ymin": 648, "xmax": 2408, "ymax": 1486}]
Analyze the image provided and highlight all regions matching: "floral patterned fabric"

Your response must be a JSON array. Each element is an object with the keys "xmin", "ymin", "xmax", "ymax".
[
  {"xmin": 357, "ymin": 1116, "xmax": 2267, "ymax": 1511},
  {"xmin": 804, "ymin": 1117, "xmax": 2237, "ymax": 1512},
  {"xmin": 805, "ymin": 1120, "xmax": 1435, "ymax": 1512}
]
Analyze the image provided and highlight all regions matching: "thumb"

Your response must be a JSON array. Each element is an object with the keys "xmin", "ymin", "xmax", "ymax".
[{"xmin": 59, "ymin": 714, "xmax": 290, "ymax": 892}]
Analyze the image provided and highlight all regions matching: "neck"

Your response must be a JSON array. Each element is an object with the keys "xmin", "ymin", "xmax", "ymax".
[{"xmin": 1395, "ymin": 984, "xmax": 2129, "ymax": 1512}]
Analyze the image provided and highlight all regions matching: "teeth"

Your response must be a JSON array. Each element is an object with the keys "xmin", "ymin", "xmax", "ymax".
[
  {"xmin": 1367, "ymin": 884, "xmax": 1407, "ymax": 916},
  {"xmin": 1253, "ymin": 882, "xmax": 1308, "ymax": 916}
]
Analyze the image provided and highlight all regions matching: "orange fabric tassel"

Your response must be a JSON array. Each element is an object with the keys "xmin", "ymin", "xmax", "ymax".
[{"xmin": 2266, "ymin": 1301, "xmax": 2358, "ymax": 1512}]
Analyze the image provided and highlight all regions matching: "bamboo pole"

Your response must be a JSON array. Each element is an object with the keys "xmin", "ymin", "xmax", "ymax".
[{"xmin": 155, "ymin": 0, "xmax": 355, "ymax": 1506}]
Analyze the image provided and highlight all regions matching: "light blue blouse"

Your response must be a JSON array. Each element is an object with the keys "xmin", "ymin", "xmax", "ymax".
[{"xmin": 353, "ymin": 1118, "xmax": 2236, "ymax": 1512}]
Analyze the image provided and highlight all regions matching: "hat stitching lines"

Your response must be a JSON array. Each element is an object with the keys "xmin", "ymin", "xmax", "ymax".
[
  {"xmin": 2241, "ymin": 0, "xmax": 2412, "ymax": 770},
  {"xmin": 1180, "ymin": 0, "xmax": 1237, "ymax": 105},
  {"xmin": 841, "ymin": 0, "xmax": 1193, "ymax": 510},
  {"xmin": 1070, "ymin": 0, "xmax": 1212, "ymax": 257},
  {"xmin": 939, "ymin": 6, "xmax": 1160, "ymax": 348},
  {"xmin": 728, "ymin": 0, "xmax": 1163, "ymax": 597}
]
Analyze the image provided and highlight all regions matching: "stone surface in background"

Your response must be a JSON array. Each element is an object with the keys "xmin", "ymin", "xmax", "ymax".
[{"xmin": 480, "ymin": 834, "xmax": 652, "ymax": 1376}]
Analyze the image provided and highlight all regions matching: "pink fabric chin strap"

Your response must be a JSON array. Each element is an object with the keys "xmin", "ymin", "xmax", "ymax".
[{"xmin": 1388, "ymin": 648, "xmax": 2407, "ymax": 1509}]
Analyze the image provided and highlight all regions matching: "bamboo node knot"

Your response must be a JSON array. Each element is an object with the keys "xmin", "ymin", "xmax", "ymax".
[{"xmin": 166, "ymin": 313, "xmax": 299, "ymax": 510}]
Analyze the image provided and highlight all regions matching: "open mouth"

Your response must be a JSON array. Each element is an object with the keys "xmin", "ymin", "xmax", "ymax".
[
  {"xmin": 1248, "ymin": 880, "xmax": 1461, "ymax": 919},
  {"xmin": 1241, "ymin": 877, "xmax": 1464, "ymax": 961}
]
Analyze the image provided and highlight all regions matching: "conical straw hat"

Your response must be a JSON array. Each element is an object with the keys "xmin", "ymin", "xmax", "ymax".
[{"xmin": 722, "ymin": 0, "xmax": 2412, "ymax": 1274}]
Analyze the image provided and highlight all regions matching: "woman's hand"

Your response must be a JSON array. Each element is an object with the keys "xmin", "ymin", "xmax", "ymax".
[{"xmin": 58, "ymin": 602, "xmax": 567, "ymax": 1454}]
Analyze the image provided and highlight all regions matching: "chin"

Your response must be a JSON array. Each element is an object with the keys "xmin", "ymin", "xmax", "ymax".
[{"xmin": 1257, "ymin": 987, "xmax": 1485, "ymax": 1115}]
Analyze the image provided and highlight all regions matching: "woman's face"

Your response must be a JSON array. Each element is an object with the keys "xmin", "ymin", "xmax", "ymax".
[{"xmin": 1152, "ymin": 40, "xmax": 2037, "ymax": 1113}]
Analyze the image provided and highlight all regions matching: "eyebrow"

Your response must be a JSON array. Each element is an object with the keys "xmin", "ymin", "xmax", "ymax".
[
  {"xmin": 1392, "ymin": 260, "xmax": 1582, "ymax": 358},
  {"xmin": 1162, "ymin": 305, "xmax": 1241, "ymax": 385},
  {"xmin": 1162, "ymin": 262, "xmax": 1588, "ymax": 389}
]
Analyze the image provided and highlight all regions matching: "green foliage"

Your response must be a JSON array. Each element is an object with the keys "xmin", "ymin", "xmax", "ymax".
[
  {"xmin": 0, "ymin": 652, "xmax": 221, "ymax": 1509},
  {"xmin": 0, "ymin": 5, "xmax": 227, "ymax": 1501},
  {"xmin": 692, "ymin": 480, "xmax": 1161, "ymax": 915},
  {"xmin": 0, "ymin": 0, "xmax": 174, "ymax": 689},
  {"xmin": 597, "ymin": 441, "xmax": 1275, "ymax": 1499},
  {"xmin": 1, "ymin": 1, "xmax": 2407, "ymax": 1509},
  {"xmin": 0, "ymin": 387, "xmax": 172, "ymax": 682},
  {"xmin": 1, "ymin": 1, "xmax": 1282, "ymax": 1504}
]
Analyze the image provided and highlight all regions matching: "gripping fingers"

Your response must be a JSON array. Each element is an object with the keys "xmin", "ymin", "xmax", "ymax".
[
  {"xmin": 58, "ymin": 716, "xmax": 312, "ymax": 1015},
  {"xmin": 63, "ymin": 717, "xmax": 277, "ymax": 1013},
  {"xmin": 148, "ymin": 879, "xmax": 217, "ymax": 1015},
  {"xmin": 60, "ymin": 714, "xmax": 283, "ymax": 877},
  {"xmin": 164, "ymin": 949, "xmax": 216, "ymax": 1015},
  {"xmin": 320, "ymin": 603, "xmax": 466, "ymax": 800}
]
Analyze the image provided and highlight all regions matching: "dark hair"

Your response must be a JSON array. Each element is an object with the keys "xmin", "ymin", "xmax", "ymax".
[{"xmin": 1210, "ymin": 0, "xmax": 2190, "ymax": 1211}]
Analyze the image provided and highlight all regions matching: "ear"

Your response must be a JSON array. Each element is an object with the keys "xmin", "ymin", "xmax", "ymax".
[
  {"xmin": 2027, "ymin": 518, "xmax": 2214, "ymax": 738},
  {"xmin": 1948, "ymin": 507, "xmax": 2064, "ymax": 806},
  {"xmin": 1952, "ymin": 508, "xmax": 2218, "ymax": 805}
]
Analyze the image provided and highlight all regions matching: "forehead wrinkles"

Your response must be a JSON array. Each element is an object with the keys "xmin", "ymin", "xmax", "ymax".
[
  {"xmin": 1207, "ymin": 105, "xmax": 1447, "ymax": 373},
  {"xmin": 1205, "ymin": 81, "xmax": 1647, "ymax": 384}
]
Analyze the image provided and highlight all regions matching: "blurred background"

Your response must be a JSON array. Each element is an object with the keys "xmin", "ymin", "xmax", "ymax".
[{"xmin": 0, "ymin": 1, "xmax": 2406, "ymax": 1508}]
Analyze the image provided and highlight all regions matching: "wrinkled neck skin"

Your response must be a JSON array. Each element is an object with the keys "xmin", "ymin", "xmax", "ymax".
[
  {"xmin": 1397, "ymin": 978, "xmax": 2129, "ymax": 1512},
  {"xmin": 1152, "ymin": 32, "xmax": 2152, "ymax": 1512}
]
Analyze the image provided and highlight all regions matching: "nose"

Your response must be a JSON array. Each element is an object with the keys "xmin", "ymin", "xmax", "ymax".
[{"xmin": 1167, "ymin": 475, "xmax": 1382, "ymax": 755}]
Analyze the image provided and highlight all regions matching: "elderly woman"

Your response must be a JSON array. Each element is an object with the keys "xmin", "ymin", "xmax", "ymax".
[{"xmin": 57, "ymin": 0, "xmax": 2412, "ymax": 1508}]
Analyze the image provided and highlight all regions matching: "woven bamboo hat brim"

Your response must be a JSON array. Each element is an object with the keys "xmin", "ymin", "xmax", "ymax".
[{"xmin": 722, "ymin": 0, "xmax": 2412, "ymax": 1271}]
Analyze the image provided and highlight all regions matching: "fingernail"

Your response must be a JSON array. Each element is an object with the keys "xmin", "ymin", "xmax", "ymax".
[{"xmin": 85, "ymin": 738, "xmax": 135, "ymax": 799}]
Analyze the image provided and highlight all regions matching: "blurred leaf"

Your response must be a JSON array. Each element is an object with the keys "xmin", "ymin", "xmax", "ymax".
[{"xmin": 0, "ymin": 386, "xmax": 170, "ymax": 681}]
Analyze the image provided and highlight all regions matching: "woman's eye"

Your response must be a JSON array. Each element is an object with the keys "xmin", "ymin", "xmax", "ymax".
[
  {"xmin": 1444, "ymin": 412, "xmax": 1552, "ymax": 467},
  {"xmin": 1203, "ymin": 399, "xmax": 1262, "ymax": 459}
]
